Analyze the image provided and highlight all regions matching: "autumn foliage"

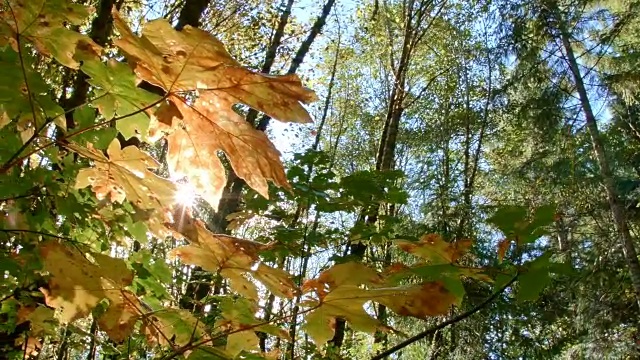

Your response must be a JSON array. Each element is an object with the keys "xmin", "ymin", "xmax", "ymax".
[{"xmin": 0, "ymin": 0, "xmax": 546, "ymax": 359}]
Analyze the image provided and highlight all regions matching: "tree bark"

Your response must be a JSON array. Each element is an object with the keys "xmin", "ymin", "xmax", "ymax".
[{"xmin": 175, "ymin": 0, "xmax": 210, "ymax": 30}]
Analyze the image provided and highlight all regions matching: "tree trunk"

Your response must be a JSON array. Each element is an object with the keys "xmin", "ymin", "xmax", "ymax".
[
  {"xmin": 286, "ymin": 34, "xmax": 340, "ymax": 358},
  {"xmin": 175, "ymin": 0, "xmax": 210, "ymax": 30},
  {"xmin": 560, "ymin": 25, "xmax": 640, "ymax": 309},
  {"xmin": 257, "ymin": 0, "xmax": 337, "ymax": 130},
  {"xmin": 86, "ymin": 318, "xmax": 98, "ymax": 360},
  {"xmin": 60, "ymin": 0, "xmax": 118, "ymax": 129},
  {"xmin": 330, "ymin": 0, "xmax": 420, "ymax": 351},
  {"xmin": 209, "ymin": 0, "xmax": 336, "ymax": 237}
]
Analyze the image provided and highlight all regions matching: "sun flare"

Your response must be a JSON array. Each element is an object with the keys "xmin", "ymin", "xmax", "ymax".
[{"xmin": 174, "ymin": 181, "xmax": 198, "ymax": 208}]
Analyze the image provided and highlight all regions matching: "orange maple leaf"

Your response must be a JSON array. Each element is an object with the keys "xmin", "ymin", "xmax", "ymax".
[
  {"xmin": 111, "ymin": 10, "xmax": 317, "ymax": 209},
  {"xmin": 396, "ymin": 234, "xmax": 472, "ymax": 264}
]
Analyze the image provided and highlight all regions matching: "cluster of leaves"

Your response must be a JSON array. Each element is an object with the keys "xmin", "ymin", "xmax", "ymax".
[{"xmin": 0, "ymin": 0, "xmax": 569, "ymax": 359}]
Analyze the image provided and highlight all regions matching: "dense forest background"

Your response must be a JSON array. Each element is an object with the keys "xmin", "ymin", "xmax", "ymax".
[{"xmin": 1, "ymin": 0, "xmax": 640, "ymax": 359}]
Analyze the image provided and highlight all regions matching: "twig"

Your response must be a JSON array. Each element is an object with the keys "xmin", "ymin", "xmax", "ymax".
[
  {"xmin": 0, "ymin": 95, "xmax": 167, "ymax": 174},
  {"xmin": 371, "ymin": 273, "xmax": 519, "ymax": 360},
  {"xmin": 0, "ymin": 229, "xmax": 71, "ymax": 240},
  {"xmin": 159, "ymin": 303, "xmax": 321, "ymax": 360}
]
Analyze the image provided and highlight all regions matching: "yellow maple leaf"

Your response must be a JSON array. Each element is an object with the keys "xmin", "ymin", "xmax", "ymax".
[
  {"xmin": 374, "ymin": 282, "xmax": 457, "ymax": 318},
  {"xmin": 169, "ymin": 214, "xmax": 295, "ymax": 300},
  {"xmin": 111, "ymin": 11, "xmax": 315, "ymax": 118},
  {"xmin": 165, "ymin": 94, "xmax": 288, "ymax": 209},
  {"xmin": 39, "ymin": 241, "xmax": 143, "ymax": 343},
  {"xmin": 71, "ymin": 139, "xmax": 176, "ymax": 210},
  {"xmin": 142, "ymin": 309, "xmax": 209, "ymax": 347},
  {"xmin": 301, "ymin": 263, "xmax": 392, "ymax": 346},
  {"xmin": 301, "ymin": 261, "xmax": 463, "ymax": 346},
  {"xmin": 111, "ymin": 10, "xmax": 316, "ymax": 209}
]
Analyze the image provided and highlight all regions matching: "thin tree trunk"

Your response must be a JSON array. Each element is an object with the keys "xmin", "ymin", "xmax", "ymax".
[
  {"xmin": 560, "ymin": 25, "xmax": 640, "ymax": 308},
  {"xmin": 86, "ymin": 318, "xmax": 98, "ymax": 360},
  {"xmin": 286, "ymin": 34, "xmax": 340, "ymax": 358},
  {"xmin": 330, "ymin": 0, "xmax": 443, "ymax": 351},
  {"xmin": 257, "ymin": 0, "xmax": 337, "ymax": 130},
  {"xmin": 209, "ymin": 0, "xmax": 336, "ymax": 237},
  {"xmin": 55, "ymin": 326, "xmax": 70, "ymax": 360}
]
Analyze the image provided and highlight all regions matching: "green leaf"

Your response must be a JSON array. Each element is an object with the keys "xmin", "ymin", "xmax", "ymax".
[
  {"xmin": 0, "ymin": 47, "xmax": 64, "ymax": 131},
  {"xmin": 72, "ymin": 105, "xmax": 117, "ymax": 149},
  {"xmin": 516, "ymin": 251, "xmax": 569, "ymax": 302},
  {"xmin": 488, "ymin": 204, "xmax": 556, "ymax": 244},
  {"xmin": 2, "ymin": 0, "xmax": 101, "ymax": 69},
  {"xmin": 187, "ymin": 347, "xmax": 229, "ymax": 360},
  {"xmin": 127, "ymin": 221, "xmax": 148, "ymax": 244},
  {"xmin": 517, "ymin": 268, "xmax": 550, "ymax": 302},
  {"xmin": 81, "ymin": 59, "xmax": 160, "ymax": 140},
  {"xmin": 487, "ymin": 205, "xmax": 528, "ymax": 236}
]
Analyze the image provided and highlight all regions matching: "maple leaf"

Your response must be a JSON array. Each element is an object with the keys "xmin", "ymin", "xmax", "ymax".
[
  {"xmin": 164, "ymin": 94, "xmax": 288, "ymax": 209},
  {"xmin": 0, "ymin": 47, "xmax": 66, "ymax": 132},
  {"xmin": 374, "ymin": 282, "xmax": 458, "ymax": 318},
  {"xmin": 0, "ymin": 0, "xmax": 101, "ymax": 69},
  {"xmin": 39, "ymin": 241, "xmax": 143, "ymax": 342},
  {"xmin": 215, "ymin": 297, "xmax": 289, "ymax": 357},
  {"xmin": 302, "ymin": 284, "xmax": 389, "ymax": 347},
  {"xmin": 98, "ymin": 290, "xmax": 143, "ymax": 343},
  {"xmin": 301, "ymin": 261, "xmax": 468, "ymax": 346},
  {"xmin": 81, "ymin": 59, "xmax": 161, "ymax": 140},
  {"xmin": 71, "ymin": 139, "xmax": 176, "ymax": 210},
  {"xmin": 300, "ymin": 262, "xmax": 391, "ymax": 346},
  {"xmin": 111, "ymin": 11, "xmax": 316, "ymax": 117},
  {"xmin": 169, "ymin": 214, "xmax": 296, "ymax": 300},
  {"xmin": 17, "ymin": 305, "xmax": 56, "ymax": 337},
  {"xmin": 395, "ymin": 234, "xmax": 472, "ymax": 264},
  {"xmin": 111, "ymin": 10, "xmax": 317, "ymax": 209}
]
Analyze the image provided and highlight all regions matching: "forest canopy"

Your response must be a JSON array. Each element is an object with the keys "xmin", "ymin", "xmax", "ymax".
[{"xmin": 0, "ymin": 0, "xmax": 639, "ymax": 359}]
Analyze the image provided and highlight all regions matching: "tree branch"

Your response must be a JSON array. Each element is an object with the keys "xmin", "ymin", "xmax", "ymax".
[{"xmin": 371, "ymin": 274, "xmax": 519, "ymax": 360}]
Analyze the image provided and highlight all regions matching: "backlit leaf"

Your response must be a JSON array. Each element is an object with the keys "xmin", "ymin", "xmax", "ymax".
[
  {"xmin": 142, "ymin": 309, "xmax": 209, "ymax": 347},
  {"xmin": 39, "ymin": 241, "xmax": 143, "ymax": 342},
  {"xmin": 395, "ymin": 234, "xmax": 472, "ymax": 264},
  {"xmin": 169, "ymin": 213, "xmax": 296, "ymax": 300},
  {"xmin": 375, "ymin": 282, "xmax": 457, "ymax": 318},
  {"xmin": 1, "ymin": 0, "xmax": 101, "ymax": 68},
  {"xmin": 164, "ymin": 94, "xmax": 288, "ymax": 209},
  {"xmin": 71, "ymin": 139, "xmax": 176, "ymax": 209},
  {"xmin": 111, "ymin": 10, "xmax": 317, "ymax": 209},
  {"xmin": 301, "ymin": 261, "xmax": 461, "ymax": 347}
]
